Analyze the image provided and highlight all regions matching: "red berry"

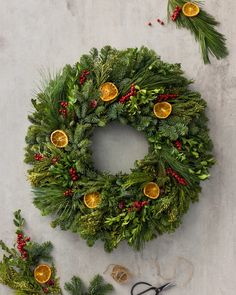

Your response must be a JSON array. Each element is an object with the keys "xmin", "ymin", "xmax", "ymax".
[
  {"xmin": 119, "ymin": 201, "xmax": 126, "ymax": 209},
  {"xmin": 141, "ymin": 201, "xmax": 146, "ymax": 206},
  {"xmin": 64, "ymin": 189, "xmax": 73, "ymax": 196},
  {"xmin": 60, "ymin": 101, "xmax": 68, "ymax": 107},
  {"xmin": 34, "ymin": 153, "xmax": 43, "ymax": 161},
  {"xmin": 148, "ymin": 22, "xmax": 152, "ymax": 26},
  {"xmin": 90, "ymin": 99, "xmax": 97, "ymax": 108},
  {"xmin": 43, "ymin": 287, "xmax": 49, "ymax": 294},
  {"xmin": 47, "ymin": 279, "xmax": 55, "ymax": 286},
  {"xmin": 51, "ymin": 157, "xmax": 59, "ymax": 164}
]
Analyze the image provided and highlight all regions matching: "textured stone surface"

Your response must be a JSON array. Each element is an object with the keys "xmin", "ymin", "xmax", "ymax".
[{"xmin": 0, "ymin": 0, "xmax": 236, "ymax": 294}]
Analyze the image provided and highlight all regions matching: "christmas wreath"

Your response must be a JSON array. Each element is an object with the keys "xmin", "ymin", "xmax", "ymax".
[{"xmin": 25, "ymin": 46, "xmax": 214, "ymax": 252}]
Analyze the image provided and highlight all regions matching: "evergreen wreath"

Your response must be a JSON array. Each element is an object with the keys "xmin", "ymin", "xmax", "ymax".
[{"xmin": 25, "ymin": 46, "xmax": 215, "ymax": 252}]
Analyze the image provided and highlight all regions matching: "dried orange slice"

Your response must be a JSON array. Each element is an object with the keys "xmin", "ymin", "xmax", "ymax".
[
  {"xmin": 100, "ymin": 82, "xmax": 118, "ymax": 101},
  {"xmin": 143, "ymin": 182, "xmax": 160, "ymax": 199},
  {"xmin": 182, "ymin": 2, "xmax": 200, "ymax": 17},
  {"xmin": 34, "ymin": 264, "xmax": 52, "ymax": 284},
  {"xmin": 153, "ymin": 102, "xmax": 172, "ymax": 119},
  {"xmin": 50, "ymin": 130, "xmax": 68, "ymax": 148},
  {"xmin": 84, "ymin": 192, "xmax": 101, "ymax": 208}
]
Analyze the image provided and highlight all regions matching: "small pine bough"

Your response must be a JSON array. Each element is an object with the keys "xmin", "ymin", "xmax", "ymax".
[
  {"xmin": 167, "ymin": 0, "xmax": 228, "ymax": 64},
  {"xmin": 0, "ymin": 210, "xmax": 113, "ymax": 295},
  {"xmin": 25, "ymin": 46, "xmax": 215, "ymax": 252}
]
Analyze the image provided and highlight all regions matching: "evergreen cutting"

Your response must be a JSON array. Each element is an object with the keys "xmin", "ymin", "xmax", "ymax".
[
  {"xmin": 0, "ymin": 211, "xmax": 113, "ymax": 295},
  {"xmin": 168, "ymin": 0, "xmax": 228, "ymax": 64},
  {"xmin": 25, "ymin": 46, "xmax": 215, "ymax": 252}
]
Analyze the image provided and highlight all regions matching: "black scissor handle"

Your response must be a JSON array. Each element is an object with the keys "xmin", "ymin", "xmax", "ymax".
[{"xmin": 131, "ymin": 281, "xmax": 158, "ymax": 295}]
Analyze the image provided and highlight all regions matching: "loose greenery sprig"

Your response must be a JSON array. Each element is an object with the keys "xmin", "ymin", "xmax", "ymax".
[
  {"xmin": 0, "ymin": 211, "xmax": 113, "ymax": 295},
  {"xmin": 168, "ymin": 0, "xmax": 228, "ymax": 63},
  {"xmin": 25, "ymin": 46, "xmax": 215, "ymax": 252},
  {"xmin": 0, "ymin": 210, "xmax": 62, "ymax": 294}
]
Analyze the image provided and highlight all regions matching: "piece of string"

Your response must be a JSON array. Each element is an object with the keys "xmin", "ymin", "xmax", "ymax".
[
  {"xmin": 103, "ymin": 264, "xmax": 131, "ymax": 284},
  {"xmin": 154, "ymin": 256, "xmax": 194, "ymax": 287}
]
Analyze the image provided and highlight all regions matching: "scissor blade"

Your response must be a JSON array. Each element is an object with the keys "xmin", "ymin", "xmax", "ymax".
[{"xmin": 157, "ymin": 282, "xmax": 175, "ymax": 292}]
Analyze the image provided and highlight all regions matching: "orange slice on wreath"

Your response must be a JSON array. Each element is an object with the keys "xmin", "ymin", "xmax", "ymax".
[
  {"xmin": 143, "ymin": 182, "xmax": 160, "ymax": 199},
  {"xmin": 34, "ymin": 264, "xmax": 52, "ymax": 284},
  {"xmin": 153, "ymin": 102, "xmax": 172, "ymax": 119},
  {"xmin": 100, "ymin": 82, "xmax": 118, "ymax": 101},
  {"xmin": 84, "ymin": 192, "xmax": 101, "ymax": 208},
  {"xmin": 50, "ymin": 130, "xmax": 68, "ymax": 148},
  {"xmin": 182, "ymin": 2, "xmax": 200, "ymax": 17}
]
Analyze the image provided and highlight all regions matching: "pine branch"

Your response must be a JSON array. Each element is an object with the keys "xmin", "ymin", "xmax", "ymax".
[
  {"xmin": 168, "ymin": 0, "xmax": 228, "ymax": 63},
  {"xmin": 64, "ymin": 276, "xmax": 84, "ymax": 295},
  {"xmin": 88, "ymin": 275, "xmax": 113, "ymax": 295}
]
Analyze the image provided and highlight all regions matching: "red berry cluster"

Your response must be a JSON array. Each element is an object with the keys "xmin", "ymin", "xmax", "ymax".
[
  {"xmin": 64, "ymin": 188, "xmax": 73, "ymax": 197},
  {"xmin": 148, "ymin": 22, "xmax": 152, "ymax": 26},
  {"xmin": 79, "ymin": 70, "xmax": 90, "ymax": 85},
  {"xmin": 129, "ymin": 200, "xmax": 149, "ymax": 212},
  {"xmin": 89, "ymin": 99, "xmax": 97, "ymax": 109},
  {"xmin": 158, "ymin": 93, "xmax": 178, "ymax": 101},
  {"xmin": 69, "ymin": 167, "xmax": 79, "ymax": 181},
  {"xmin": 166, "ymin": 167, "xmax": 187, "ymax": 185},
  {"xmin": 17, "ymin": 232, "xmax": 30, "ymax": 259},
  {"xmin": 59, "ymin": 101, "xmax": 69, "ymax": 118},
  {"xmin": 34, "ymin": 153, "xmax": 44, "ymax": 161},
  {"xmin": 171, "ymin": 6, "xmax": 182, "ymax": 21},
  {"xmin": 175, "ymin": 140, "xmax": 182, "ymax": 151},
  {"xmin": 47, "ymin": 279, "xmax": 55, "ymax": 286},
  {"xmin": 157, "ymin": 18, "xmax": 165, "ymax": 25},
  {"xmin": 119, "ymin": 84, "xmax": 137, "ymax": 103},
  {"xmin": 51, "ymin": 156, "xmax": 59, "ymax": 164},
  {"xmin": 42, "ymin": 280, "xmax": 55, "ymax": 293}
]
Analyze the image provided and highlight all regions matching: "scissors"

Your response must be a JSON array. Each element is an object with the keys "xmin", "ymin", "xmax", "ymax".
[{"xmin": 131, "ymin": 281, "xmax": 175, "ymax": 295}]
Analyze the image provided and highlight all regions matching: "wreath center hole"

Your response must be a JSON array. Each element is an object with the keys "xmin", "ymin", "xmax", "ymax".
[{"xmin": 91, "ymin": 122, "xmax": 149, "ymax": 174}]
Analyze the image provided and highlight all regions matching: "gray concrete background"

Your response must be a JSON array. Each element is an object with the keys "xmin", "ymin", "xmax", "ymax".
[{"xmin": 0, "ymin": 0, "xmax": 236, "ymax": 294}]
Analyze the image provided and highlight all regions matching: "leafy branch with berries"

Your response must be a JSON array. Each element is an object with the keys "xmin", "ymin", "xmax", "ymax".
[
  {"xmin": 167, "ymin": 0, "xmax": 228, "ymax": 63},
  {"xmin": 0, "ymin": 211, "xmax": 113, "ymax": 295},
  {"xmin": 25, "ymin": 46, "xmax": 215, "ymax": 252}
]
